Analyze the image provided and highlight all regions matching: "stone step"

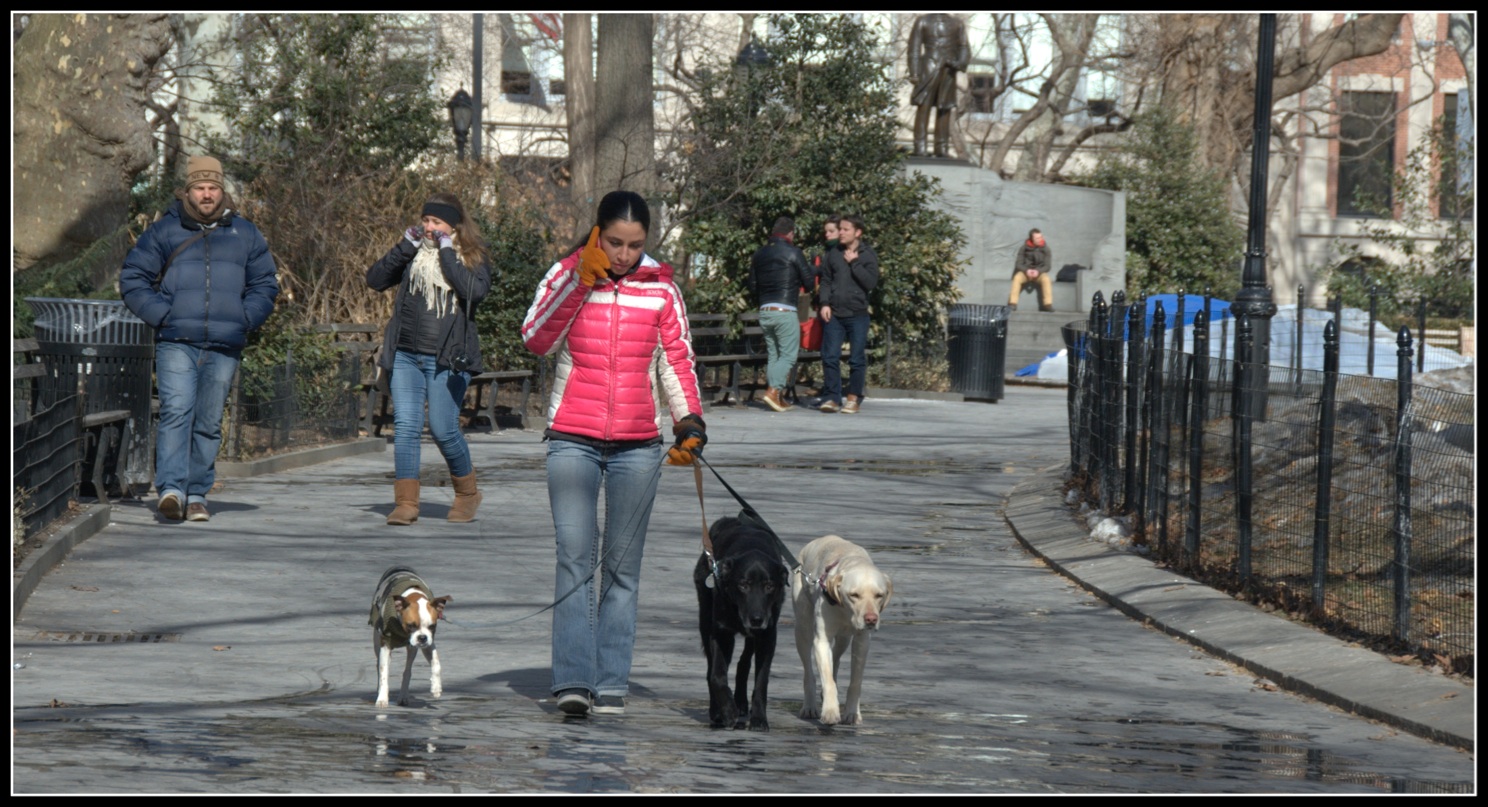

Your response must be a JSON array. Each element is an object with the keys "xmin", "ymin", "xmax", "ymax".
[{"xmin": 1003, "ymin": 309, "xmax": 1083, "ymax": 376}]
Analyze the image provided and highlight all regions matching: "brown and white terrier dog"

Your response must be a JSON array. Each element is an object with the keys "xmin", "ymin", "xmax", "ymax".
[{"xmin": 368, "ymin": 565, "xmax": 451, "ymax": 708}]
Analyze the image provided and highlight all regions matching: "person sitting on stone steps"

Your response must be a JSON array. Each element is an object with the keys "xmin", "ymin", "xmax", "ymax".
[{"xmin": 1009, "ymin": 228, "xmax": 1055, "ymax": 312}]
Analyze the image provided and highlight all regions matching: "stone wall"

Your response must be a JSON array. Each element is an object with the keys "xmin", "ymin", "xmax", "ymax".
[{"xmin": 905, "ymin": 157, "xmax": 1125, "ymax": 312}]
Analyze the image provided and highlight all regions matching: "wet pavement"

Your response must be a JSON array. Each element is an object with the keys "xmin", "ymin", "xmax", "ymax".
[{"xmin": 11, "ymin": 388, "xmax": 1476, "ymax": 793}]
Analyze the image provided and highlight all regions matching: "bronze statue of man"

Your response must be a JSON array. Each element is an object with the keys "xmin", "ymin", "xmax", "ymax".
[{"xmin": 908, "ymin": 13, "xmax": 971, "ymax": 159}]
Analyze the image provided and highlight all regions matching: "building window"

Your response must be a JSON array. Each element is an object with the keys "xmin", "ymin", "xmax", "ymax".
[
  {"xmin": 498, "ymin": 13, "xmax": 560, "ymax": 103},
  {"xmin": 967, "ymin": 72, "xmax": 996, "ymax": 115},
  {"xmin": 1337, "ymin": 91, "xmax": 1396, "ymax": 217},
  {"xmin": 1439, "ymin": 92, "xmax": 1471, "ymax": 219}
]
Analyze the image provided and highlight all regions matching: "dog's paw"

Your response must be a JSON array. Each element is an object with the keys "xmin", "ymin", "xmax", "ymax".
[
  {"xmin": 712, "ymin": 701, "xmax": 739, "ymax": 728},
  {"xmin": 375, "ymin": 698, "xmax": 390, "ymax": 708},
  {"xmin": 748, "ymin": 713, "xmax": 770, "ymax": 732},
  {"xmin": 799, "ymin": 703, "xmax": 820, "ymax": 719},
  {"xmin": 841, "ymin": 710, "xmax": 861, "ymax": 725},
  {"xmin": 819, "ymin": 705, "xmax": 841, "ymax": 725},
  {"xmin": 431, "ymin": 686, "xmax": 442, "ymax": 699}
]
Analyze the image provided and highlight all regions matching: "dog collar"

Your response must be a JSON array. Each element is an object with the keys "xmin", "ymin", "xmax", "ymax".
[{"xmin": 817, "ymin": 560, "xmax": 842, "ymax": 606}]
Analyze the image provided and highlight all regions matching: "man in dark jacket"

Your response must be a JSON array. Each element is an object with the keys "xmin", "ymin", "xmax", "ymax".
[
  {"xmin": 1009, "ymin": 228, "xmax": 1054, "ymax": 312},
  {"xmin": 748, "ymin": 216, "xmax": 812, "ymax": 412},
  {"xmin": 818, "ymin": 214, "xmax": 879, "ymax": 414},
  {"xmin": 120, "ymin": 156, "xmax": 279, "ymax": 522}
]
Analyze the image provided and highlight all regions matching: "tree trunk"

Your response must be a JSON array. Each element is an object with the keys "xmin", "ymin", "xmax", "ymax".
[
  {"xmin": 564, "ymin": 13, "xmax": 595, "ymax": 231},
  {"xmin": 13, "ymin": 13, "xmax": 174, "ymax": 274},
  {"xmin": 595, "ymin": 14, "xmax": 656, "ymax": 199}
]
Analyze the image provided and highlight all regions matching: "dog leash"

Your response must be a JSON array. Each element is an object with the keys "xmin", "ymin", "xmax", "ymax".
[
  {"xmin": 443, "ymin": 465, "xmax": 658, "ymax": 631},
  {"xmin": 691, "ymin": 455, "xmax": 801, "ymax": 582}
]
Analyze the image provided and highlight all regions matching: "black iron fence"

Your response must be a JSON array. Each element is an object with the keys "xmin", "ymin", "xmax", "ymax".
[
  {"xmin": 1067, "ymin": 292, "xmax": 1474, "ymax": 675},
  {"xmin": 224, "ymin": 348, "xmax": 363, "ymax": 461}
]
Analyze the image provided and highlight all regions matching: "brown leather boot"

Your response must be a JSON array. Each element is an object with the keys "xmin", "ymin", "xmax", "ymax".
[
  {"xmin": 448, "ymin": 471, "xmax": 482, "ymax": 523},
  {"xmin": 387, "ymin": 479, "xmax": 420, "ymax": 525},
  {"xmin": 762, "ymin": 387, "xmax": 789, "ymax": 412}
]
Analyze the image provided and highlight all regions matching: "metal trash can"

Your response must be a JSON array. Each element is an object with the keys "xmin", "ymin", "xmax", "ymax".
[
  {"xmin": 946, "ymin": 304, "xmax": 1009, "ymax": 401},
  {"xmin": 26, "ymin": 298, "xmax": 155, "ymax": 495}
]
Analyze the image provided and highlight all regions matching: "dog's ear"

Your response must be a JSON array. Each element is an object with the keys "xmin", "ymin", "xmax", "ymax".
[
  {"xmin": 432, "ymin": 595, "xmax": 451, "ymax": 618},
  {"xmin": 824, "ymin": 573, "xmax": 843, "ymax": 604},
  {"xmin": 714, "ymin": 558, "xmax": 731, "ymax": 580},
  {"xmin": 882, "ymin": 575, "xmax": 893, "ymax": 610},
  {"xmin": 393, "ymin": 594, "xmax": 409, "ymax": 614}
]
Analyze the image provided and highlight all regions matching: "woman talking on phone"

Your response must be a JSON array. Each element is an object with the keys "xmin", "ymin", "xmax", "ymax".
[
  {"xmin": 521, "ymin": 190, "xmax": 706, "ymax": 717},
  {"xmin": 367, "ymin": 192, "xmax": 492, "ymax": 525}
]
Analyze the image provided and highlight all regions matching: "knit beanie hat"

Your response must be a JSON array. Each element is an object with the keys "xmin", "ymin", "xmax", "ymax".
[{"xmin": 186, "ymin": 156, "xmax": 225, "ymax": 189}]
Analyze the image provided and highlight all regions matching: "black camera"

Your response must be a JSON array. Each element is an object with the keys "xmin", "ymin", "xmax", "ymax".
[{"xmin": 451, "ymin": 353, "xmax": 472, "ymax": 374}]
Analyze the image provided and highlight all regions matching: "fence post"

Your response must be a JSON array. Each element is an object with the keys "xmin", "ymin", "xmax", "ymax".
[
  {"xmin": 1104, "ymin": 291, "xmax": 1126, "ymax": 512},
  {"xmin": 885, "ymin": 324, "xmax": 894, "ymax": 389},
  {"xmin": 1084, "ymin": 294, "xmax": 1106, "ymax": 490},
  {"xmin": 1294, "ymin": 284, "xmax": 1305, "ymax": 392},
  {"xmin": 1234, "ymin": 313, "xmax": 1254, "ymax": 585},
  {"xmin": 1416, "ymin": 298, "xmax": 1427, "ymax": 372},
  {"xmin": 1392, "ymin": 327, "xmax": 1414, "ymax": 644},
  {"xmin": 1145, "ymin": 302, "xmax": 1168, "ymax": 544},
  {"xmin": 1367, "ymin": 284, "xmax": 1378, "ymax": 376},
  {"xmin": 226, "ymin": 366, "xmax": 243, "ymax": 461},
  {"xmin": 1125, "ymin": 296, "xmax": 1144, "ymax": 512},
  {"xmin": 1185, "ymin": 308, "xmax": 1210, "ymax": 571},
  {"xmin": 1311, "ymin": 320, "xmax": 1340, "ymax": 618}
]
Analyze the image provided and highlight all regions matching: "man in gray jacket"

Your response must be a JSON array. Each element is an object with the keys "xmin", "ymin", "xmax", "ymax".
[{"xmin": 748, "ymin": 216, "xmax": 812, "ymax": 412}]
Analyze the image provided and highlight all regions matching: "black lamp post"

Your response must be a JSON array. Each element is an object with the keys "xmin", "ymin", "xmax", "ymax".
[
  {"xmin": 448, "ymin": 88, "xmax": 474, "ymax": 161},
  {"xmin": 1234, "ymin": 14, "xmax": 1278, "ymax": 420},
  {"xmin": 736, "ymin": 35, "xmax": 772, "ymax": 117}
]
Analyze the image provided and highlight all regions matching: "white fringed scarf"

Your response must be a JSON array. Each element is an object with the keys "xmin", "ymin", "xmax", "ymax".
[{"xmin": 407, "ymin": 238, "xmax": 456, "ymax": 319}]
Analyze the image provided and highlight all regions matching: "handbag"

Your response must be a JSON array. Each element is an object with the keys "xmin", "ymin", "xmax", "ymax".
[{"xmin": 801, "ymin": 316, "xmax": 824, "ymax": 351}]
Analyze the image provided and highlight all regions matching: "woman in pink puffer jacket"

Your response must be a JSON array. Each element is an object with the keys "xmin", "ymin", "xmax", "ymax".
[{"xmin": 522, "ymin": 190, "xmax": 706, "ymax": 718}]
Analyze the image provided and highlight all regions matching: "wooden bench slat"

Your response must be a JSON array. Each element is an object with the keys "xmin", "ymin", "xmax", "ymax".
[
  {"xmin": 14, "ymin": 364, "xmax": 47, "ymax": 379},
  {"xmin": 13, "ymin": 338, "xmax": 41, "ymax": 353},
  {"xmin": 83, "ymin": 409, "xmax": 132, "ymax": 428}
]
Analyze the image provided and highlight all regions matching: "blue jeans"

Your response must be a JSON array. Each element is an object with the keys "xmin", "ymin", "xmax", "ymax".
[
  {"xmin": 546, "ymin": 440, "xmax": 663, "ymax": 698},
  {"xmin": 390, "ymin": 350, "xmax": 472, "ymax": 479},
  {"xmin": 154, "ymin": 341, "xmax": 240, "ymax": 504},
  {"xmin": 821, "ymin": 313, "xmax": 869, "ymax": 404}
]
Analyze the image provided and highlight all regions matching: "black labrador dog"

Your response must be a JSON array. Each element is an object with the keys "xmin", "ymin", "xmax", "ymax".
[{"xmin": 694, "ymin": 515, "xmax": 789, "ymax": 730}]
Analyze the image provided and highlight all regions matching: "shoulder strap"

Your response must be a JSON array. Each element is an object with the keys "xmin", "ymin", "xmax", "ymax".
[{"xmin": 153, "ymin": 230, "xmax": 209, "ymax": 290}]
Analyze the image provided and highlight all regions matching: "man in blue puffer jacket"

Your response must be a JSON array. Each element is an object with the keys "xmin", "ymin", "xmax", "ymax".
[{"xmin": 121, "ymin": 156, "xmax": 279, "ymax": 523}]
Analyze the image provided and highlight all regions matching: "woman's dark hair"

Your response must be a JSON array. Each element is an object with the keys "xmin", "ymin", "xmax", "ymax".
[
  {"xmin": 596, "ymin": 190, "xmax": 651, "ymax": 234},
  {"xmin": 572, "ymin": 190, "xmax": 651, "ymax": 253},
  {"xmin": 841, "ymin": 214, "xmax": 866, "ymax": 234}
]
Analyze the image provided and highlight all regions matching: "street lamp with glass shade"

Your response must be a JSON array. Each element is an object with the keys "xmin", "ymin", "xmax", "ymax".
[
  {"xmin": 448, "ymin": 88, "xmax": 474, "ymax": 161},
  {"xmin": 735, "ymin": 36, "xmax": 772, "ymax": 117}
]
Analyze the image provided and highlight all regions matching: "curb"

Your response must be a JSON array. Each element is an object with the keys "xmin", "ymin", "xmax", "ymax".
[
  {"xmin": 13, "ymin": 504, "xmax": 112, "ymax": 618},
  {"xmin": 1004, "ymin": 463, "xmax": 1475, "ymax": 751},
  {"xmin": 216, "ymin": 437, "xmax": 386, "ymax": 479}
]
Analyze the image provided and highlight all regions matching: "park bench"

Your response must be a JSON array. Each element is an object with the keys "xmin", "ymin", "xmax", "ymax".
[
  {"xmin": 689, "ymin": 312, "xmax": 767, "ymax": 405},
  {"xmin": 688, "ymin": 311, "xmax": 841, "ymax": 406}
]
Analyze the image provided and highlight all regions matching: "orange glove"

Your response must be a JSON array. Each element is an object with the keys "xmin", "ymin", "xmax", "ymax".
[
  {"xmin": 578, "ymin": 226, "xmax": 611, "ymax": 287},
  {"xmin": 665, "ymin": 414, "xmax": 707, "ymax": 466}
]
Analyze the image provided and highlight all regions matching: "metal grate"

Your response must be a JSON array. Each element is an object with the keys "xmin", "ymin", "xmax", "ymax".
[{"xmin": 32, "ymin": 630, "xmax": 181, "ymax": 643}]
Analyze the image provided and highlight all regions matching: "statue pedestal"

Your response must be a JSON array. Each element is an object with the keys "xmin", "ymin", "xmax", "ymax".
[{"xmin": 902, "ymin": 159, "xmax": 1125, "ymax": 314}]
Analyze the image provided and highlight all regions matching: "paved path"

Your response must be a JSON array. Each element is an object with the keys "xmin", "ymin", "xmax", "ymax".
[{"xmin": 12, "ymin": 389, "xmax": 1475, "ymax": 793}]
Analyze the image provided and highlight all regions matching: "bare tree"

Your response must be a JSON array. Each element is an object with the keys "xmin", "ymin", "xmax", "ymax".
[{"xmin": 14, "ymin": 13, "xmax": 175, "ymax": 275}]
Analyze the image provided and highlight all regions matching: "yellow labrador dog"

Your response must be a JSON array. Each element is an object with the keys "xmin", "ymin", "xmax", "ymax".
[{"xmin": 792, "ymin": 535, "xmax": 893, "ymax": 725}]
